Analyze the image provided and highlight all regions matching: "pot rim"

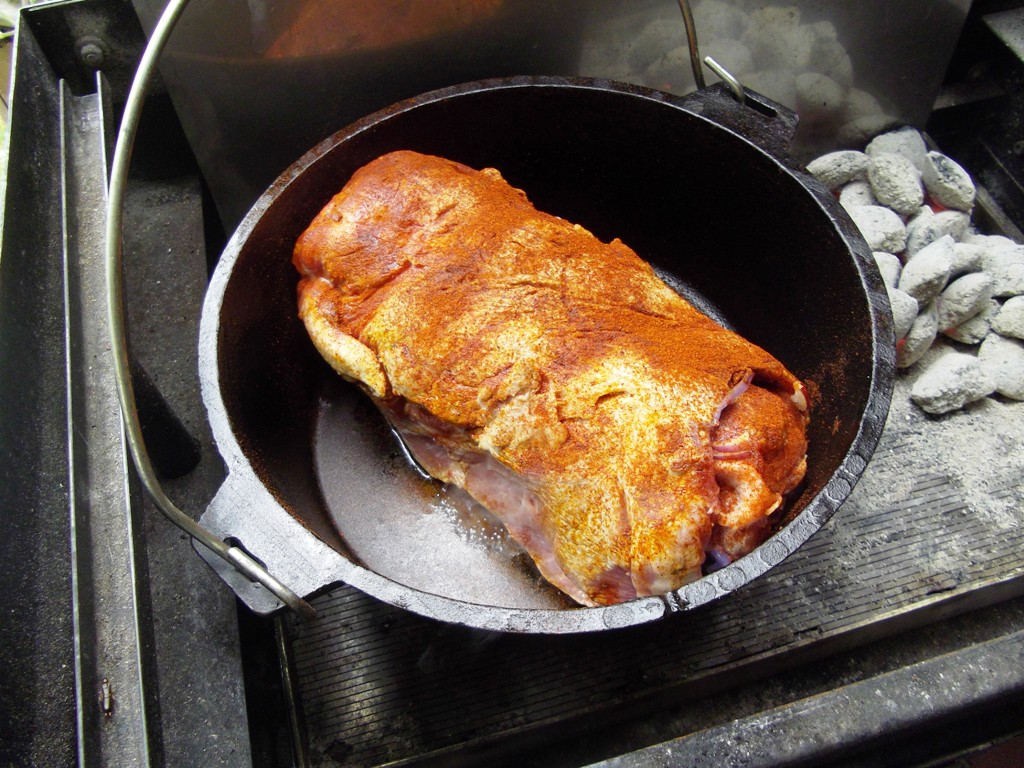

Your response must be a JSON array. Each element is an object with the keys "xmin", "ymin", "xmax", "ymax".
[{"xmin": 198, "ymin": 76, "xmax": 895, "ymax": 633}]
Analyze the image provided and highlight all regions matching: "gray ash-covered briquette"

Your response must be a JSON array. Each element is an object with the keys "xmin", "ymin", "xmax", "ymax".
[{"xmin": 809, "ymin": 126, "xmax": 1024, "ymax": 414}]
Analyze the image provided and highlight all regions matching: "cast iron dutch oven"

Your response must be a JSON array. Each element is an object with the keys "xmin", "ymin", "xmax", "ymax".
[{"xmin": 197, "ymin": 77, "xmax": 895, "ymax": 633}]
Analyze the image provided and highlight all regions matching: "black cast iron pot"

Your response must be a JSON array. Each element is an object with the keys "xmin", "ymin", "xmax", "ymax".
[{"xmin": 197, "ymin": 77, "xmax": 894, "ymax": 633}]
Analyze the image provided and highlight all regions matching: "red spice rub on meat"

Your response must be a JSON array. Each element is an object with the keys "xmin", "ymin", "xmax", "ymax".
[{"xmin": 294, "ymin": 150, "xmax": 808, "ymax": 606}]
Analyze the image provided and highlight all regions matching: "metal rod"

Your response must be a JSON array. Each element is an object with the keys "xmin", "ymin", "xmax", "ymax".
[
  {"xmin": 275, "ymin": 614, "xmax": 312, "ymax": 768},
  {"xmin": 104, "ymin": 0, "xmax": 315, "ymax": 620},
  {"xmin": 677, "ymin": 0, "xmax": 747, "ymax": 103},
  {"xmin": 676, "ymin": 0, "xmax": 705, "ymax": 90},
  {"xmin": 704, "ymin": 55, "xmax": 746, "ymax": 104}
]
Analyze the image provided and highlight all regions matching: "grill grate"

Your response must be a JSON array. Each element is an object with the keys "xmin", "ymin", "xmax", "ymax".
[{"xmin": 286, "ymin": 376, "xmax": 1024, "ymax": 767}]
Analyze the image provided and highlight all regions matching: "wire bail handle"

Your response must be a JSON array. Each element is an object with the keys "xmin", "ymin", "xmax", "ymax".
[
  {"xmin": 105, "ymin": 0, "xmax": 316, "ymax": 620},
  {"xmin": 677, "ymin": 0, "xmax": 747, "ymax": 104}
]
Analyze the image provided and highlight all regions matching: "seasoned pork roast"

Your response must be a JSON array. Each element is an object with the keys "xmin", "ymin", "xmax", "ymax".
[{"xmin": 293, "ymin": 150, "xmax": 809, "ymax": 606}]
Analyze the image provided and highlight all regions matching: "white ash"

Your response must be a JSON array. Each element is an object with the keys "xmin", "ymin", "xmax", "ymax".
[
  {"xmin": 868, "ymin": 153, "xmax": 924, "ymax": 216},
  {"xmin": 806, "ymin": 150, "xmax": 868, "ymax": 189},
  {"xmin": 843, "ymin": 89, "xmax": 885, "ymax": 123},
  {"xmin": 795, "ymin": 73, "xmax": 846, "ymax": 127},
  {"xmin": 951, "ymin": 242, "xmax": 984, "ymax": 276},
  {"xmin": 808, "ymin": 125, "xmax": 1024, "ymax": 415},
  {"xmin": 963, "ymin": 232, "xmax": 1018, "ymax": 250},
  {"xmin": 897, "ymin": 235, "xmax": 955, "ymax": 304},
  {"xmin": 743, "ymin": 7, "xmax": 811, "ymax": 72},
  {"xmin": 992, "ymin": 296, "xmax": 1024, "ymax": 339},
  {"xmin": 977, "ymin": 246, "xmax": 1024, "ymax": 298},
  {"xmin": 910, "ymin": 351, "xmax": 995, "ymax": 414},
  {"xmin": 979, "ymin": 333, "xmax": 1024, "ymax": 400},
  {"xmin": 879, "ymin": 371, "xmax": 1024, "ymax": 534},
  {"xmin": 865, "ymin": 126, "xmax": 928, "ymax": 172},
  {"xmin": 581, "ymin": 2, "xmax": 899, "ymax": 157},
  {"xmin": 749, "ymin": 5, "xmax": 801, "ymax": 28},
  {"xmin": 921, "ymin": 151, "xmax": 976, "ymax": 212},
  {"xmin": 897, "ymin": 302, "xmax": 938, "ymax": 369},
  {"xmin": 701, "ymin": 38, "xmax": 754, "ymax": 78},
  {"xmin": 904, "ymin": 207, "xmax": 935, "ymax": 256},
  {"xmin": 807, "ymin": 20, "xmax": 838, "ymax": 42},
  {"xmin": 808, "ymin": 35, "xmax": 853, "ymax": 89},
  {"xmin": 913, "ymin": 338, "xmax": 957, "ymax": 372},
  {"xmin": 932, "ymin": 211, "xmax": 971, "ymax": 249},
  {"xmin": 840, "ymin": 180, "xmax": 877, "ymax": 210},
  {"xmin": 943, "ymin": 299, "xmax": 999, "ymax": 345},
  {"xmin": 888, "ymin": 286, "xmax": 919, "ymax": 341},
  {"xmin": 934, "ymin": 272, "xmax": 994, "ymax": 331},
  {"xmin": 905, "ymin": 209, "xmax": 971, "ymax": 257},
  {"xmin": 693, "ymin": 0, "xmax": 751, "ymax": 41},
  {"xmin": 743, "ymin": 22, "xmax": 813, "ymax": 72},
  {"xmin": 837, "ymin": 114, "xmax": 899, "ymax": 148},
  {"xmin": 873, "ymin": 251, "xmax": 902, "ymax": 289},
  {"xmin": 978, "ymin": 242, "xmax": 1024, "ymax": 271},
  {"xmin": 847, "ymin": 205, "xmax": 907, "ymax": 253},
  {"xmin": 990, "ymin": 258, "xmax": 1024, "ymax": 298}
]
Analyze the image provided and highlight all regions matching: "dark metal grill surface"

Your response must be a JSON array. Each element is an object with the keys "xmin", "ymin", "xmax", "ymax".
[
  {"xmin": 286, "ymin": 377, "xmax": 1024, "ymax": 767},
  {"xmin": 4, "ymin": 2, "xmax": 1024, "ymax": 765}
]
